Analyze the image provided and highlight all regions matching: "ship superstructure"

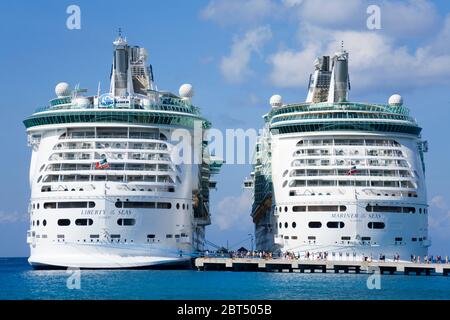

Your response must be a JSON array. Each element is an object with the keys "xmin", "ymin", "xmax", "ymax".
[
  {"xmin": 24, "ymin": 35, "xmax": 222, "ymax": 268},
  {"xmin": 248, "ymin": 48, "xmax": 429, "ymax": 261}
]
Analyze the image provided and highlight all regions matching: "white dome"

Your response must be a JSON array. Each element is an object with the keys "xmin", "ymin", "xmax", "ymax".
[
  {"xmin": 388, "ymin": 94, "xmax": 403, "ymax": 106},
  {"xmin": 179, "ymin": 83, "xmax": 194, "ymax": 99},
  {"xmin": 270, "ymin": 94, "xmax": 283, "ymax": 107},
  {"xmin": 73, "ymin": 96, "xmax": 90, "ymax": 108},
  {"xmin": 55, "ymin": 82, "xmax": 70, "ymax": 97}
]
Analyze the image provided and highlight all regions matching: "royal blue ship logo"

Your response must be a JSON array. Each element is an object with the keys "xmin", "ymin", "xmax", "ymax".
[{"xmin": 99, "ymin": 94, "xmax": 114, "ymax": 108}]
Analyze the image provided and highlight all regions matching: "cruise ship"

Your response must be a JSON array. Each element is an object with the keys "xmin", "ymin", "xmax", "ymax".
[
  {"xmin": 23, "ymin": 35, "xmax": 222, "ymax": 269},
  {"xmin": 247, "ymin": 48, "xmax": 429, "ymax": 261}
]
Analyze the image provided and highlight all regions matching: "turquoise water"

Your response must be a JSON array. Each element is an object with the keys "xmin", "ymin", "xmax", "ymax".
[{"xmin": 0, "ymin": 258, "xmax": 449, "ymax": 300}]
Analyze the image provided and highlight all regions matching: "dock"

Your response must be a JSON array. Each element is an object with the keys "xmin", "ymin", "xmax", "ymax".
[{"xmin": 195, "ymin": 257, "xmax": 450, "ymax": 276}]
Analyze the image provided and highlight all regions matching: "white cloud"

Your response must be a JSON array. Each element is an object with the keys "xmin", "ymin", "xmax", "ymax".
[
  {"xmin": 0, "ymin": 211, "xmax": 26, "ymax": 224},
  {"xmin": 220, "ymin": 26, "xmax": 272, "ymax": 83},
  {"xmin": 213, "ymin": 189, "xmax": 253, "ymax": 230},
  {"xmin": 380, "ymin": 0, "xmax": 440, "ymax": 38},
  {"xmin": 269, "ymin": 28, "xmax": 450, "ymax": 91},
  {"xmin": 431, "ymin": 195, "xmax": 447, "ymax": 210},
  {"xmin": 201, "ymin": 0, "xmax": 277, "ymax": 27}
]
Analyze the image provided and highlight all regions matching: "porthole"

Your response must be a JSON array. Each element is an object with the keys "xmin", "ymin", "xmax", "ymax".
[
  {"xmin": 182, "ymin": 204, "xmax": 185, "ymax": 210},
  {"xmin": 282, "ymin": 181, "xmax": 288, "ymax": 188},
  {"xmin": 43, "ymin": 220, "xmax": 47, "ymax": 227},
  {"xmin": 57, "ymin": 219, "xmax": 71, "ymax": 226},
  {"xmin": 176, "ymin": 203, "xmax": 180, "ymax": 210},
  {"xmin": 284, "ymin": 222, "xmax": 288, "ymax": 228},
  {"xmin": 308, "ymin": 221, "xmax": 322, "ymax": 228},
  {"xmin": 36, "ymin": 220, "xmax": 40, "ymax": 226},
  {"xmin": 279, "ymin": 222, "xmax": 282, "ymax": 228},
  {"xmin": 292, "ymin": 222, "xmax": 297, "ymax": 228},
  {"xmin": 284, "ymin": 206, "xmax": 288, "ymax": 212}
]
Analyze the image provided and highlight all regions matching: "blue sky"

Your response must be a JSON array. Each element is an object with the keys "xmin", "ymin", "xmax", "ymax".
[{"xmin": 0, "ymin": 0, "xmax": 450, "ymax": 256}]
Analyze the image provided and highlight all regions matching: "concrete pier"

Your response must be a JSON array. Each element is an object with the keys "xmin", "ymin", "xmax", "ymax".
[{"xmin": 195, "ymin": 257, "xmax": 450, "ymax": 276}]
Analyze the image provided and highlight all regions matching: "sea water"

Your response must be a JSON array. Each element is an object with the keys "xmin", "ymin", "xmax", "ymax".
[{"xmin": 0, "ymin": 258, "xmax": 449, "ymax": 300}]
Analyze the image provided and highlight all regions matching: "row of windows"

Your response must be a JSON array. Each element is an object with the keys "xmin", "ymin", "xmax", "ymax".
[
  {"xmin": 296, "ymin": 138, "xmax": 401, "ymax": 147},
  {"xmin": 114, "ymin": 201, "xmax": 173, "ymax": 209},
  {"xmin": 294, "ymin": 149, "xmax": 404, "ymax": 158},
  {"xmin": 61, "ymin": 128, "xmax": 167, "ymax": 141},
  {"xmin": 53, "ymin": 141, "xmax": 168, "ymax": 151},
  {"xmin": 289, "ymin": 169, "xmax": 412, "ymax": 178},
  {"xmin": 41, "ymin": 174, "xmax": 174, "ymax": 184},
  {"xmin": 279, "ymin": 221, "xmax": 349, "ymax": 229},
  {"xmin": 287, "ymin": 179, "xmax": 417, "ymax": 188},
  {"xmin": 276, "ymin": 204, "xmax": 425, "ymax": 214},
  {"xmin": 40, "ymin": 185, "xmax": 175, "ymax": 193},
  {"xmin": 288, "ymin": 190, "xmax": 418, "ymax": 198},
  {"xmin": 56, "ymin": 218, "xmax": 135, "ymax": 226},
  {"xmin": 48, "ymin": 152, "xmax": 171, "ymax": 161},
  {"xmin": 278, "ymin": 205, "xmax": 347, "ymax": 213},
  {"xmin": 278, "ymin": 234, "xmax": 426, "ymax": 243},
  {"xmin": 366, "ymin": 205, "xmax": 428, "ymax": 214},
  {"xmin": 43, "ymin": 202, "xmax": 96, "ymax": 209},
  {"xmin": 291, "ymin": 159, "xmax": 409, "ymax": 168},
  {"xmin": 45, "ymin": 163, "xmax": 172, "ymax": 172}
]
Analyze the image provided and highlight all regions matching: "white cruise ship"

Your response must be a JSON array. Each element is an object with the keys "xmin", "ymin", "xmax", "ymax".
[
  {"xmin": 247, "ymin": 48, "xmax": 430, "ymax": 261},
  {"xmin": 24, "ymin": 35, "xmax": 222, "ymax": 269}
]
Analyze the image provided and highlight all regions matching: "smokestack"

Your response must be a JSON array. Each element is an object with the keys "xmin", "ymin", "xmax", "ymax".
[{"xmin": 334, "ymin": 53, "xmax": 348, "ymax": 102}]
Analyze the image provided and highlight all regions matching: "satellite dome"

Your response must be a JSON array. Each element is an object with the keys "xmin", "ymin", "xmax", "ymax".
[
  {"xmin": 179, "ymin": 84, "xmax": 194, "ymax": 99},
  {"xmin": 388, "ymin": 94, "xmax": 403, "ymax": 106},
  {"xmin": 55, "ymin": 82, "xmax": 70, "ymax": 97},
  {"xmin": 73, "ymin": 96, "xmax": 90, "ymax": 108},
  {"xmin": 270, "ymin": 94, "xmax": 283, "ymax": 108}
]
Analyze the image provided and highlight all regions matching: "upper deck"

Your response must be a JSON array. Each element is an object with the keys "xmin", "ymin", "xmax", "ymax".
[
  {"xmin": 264, "ymin": 101, "xmax": 421, "ymax": 136},
  {"xmin": 24, "ymin": 92, "xmax": 210, "ymax": 130}
]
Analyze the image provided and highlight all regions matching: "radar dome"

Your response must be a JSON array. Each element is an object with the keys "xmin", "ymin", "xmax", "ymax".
[
  {"xmin": 388, "ymin": 94, "xmax": 403, "ymax": 106},
  {"xmin": 179, "ymin": 84, "xmax": 194, "ymax": 99},
  {"xmin": 55, "ymin": 82, "xmax": 71, "ymax": 97},
  {"xmin": 270, "ymin": 94, "xmax": 283, "ymax": 108}
]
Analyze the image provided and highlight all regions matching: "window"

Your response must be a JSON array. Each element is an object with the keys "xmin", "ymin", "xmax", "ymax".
[
  {"xmin": 284, "ymin": 222, "xmax": 288, "ymax": 228},
  {"xmin": 395, "ymin": 237, "xmax": 403, "ymax": 242},
  {"xmin": 117, "ymin": 219, "xmax": 136, "ymax": 226},
  {"xmin": 44, "ymin": 202, "xmax": 57, "ymax": 209},
  {"xmin": 43, "ymin": 220, "xmax": 47, "ymax": 227},
  {"xmin": 293, "ymin": 206, "xmax": 306, "ymax": 212},
  {"xmin": 58, "ymin": 202, "xmax": 95, "ymax": 209},
  {"xmin": 308, "ymin": 205, "xmax": 339, "ymax": 212},
  {"xmin": 361, "ymin": 236, "xmax": 371, "ymax": 241},
  {"xmin": 57, "ymin": 219, "xmax": 71, "ymax": 226},
  {"xmin": 157, "ymin": 202, "xmax": 172, "ymax": 209},
  {"xmin": 116, "ymin": 201, "xmax": 156, "ymax": 208},
  {"xmin": 327, "ymin": 221, "xmax": 345, "ymax": 229},
  {"xmin": 75, "ymin": 219, "xmax": 94, "ymax": 226},
  {"xmin": 368, "ymin": 222, "xmax": 385, "ymax": 229},
  {"xmin": 147, "ymin": 234, "xmax": 156, "ymax": 239},
  {"xmin": 341, "ymin": 236, "xmax": 351, "ymax": 240},
  {"xmin": 279, "ymin": 222, "xmax": 282, "ymax": 228},
  {"xmin": 308, "ymin": 221, "xmax": 322, "ymax": 228},
  {"xmin": 292, "ymin": 222, "xmax": 297, "ymax": 228}
]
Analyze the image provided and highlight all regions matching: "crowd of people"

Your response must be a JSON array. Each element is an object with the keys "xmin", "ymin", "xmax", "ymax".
[{"xmin": 204, "ymin": 249, "xmax": 450, "ymax": 264}]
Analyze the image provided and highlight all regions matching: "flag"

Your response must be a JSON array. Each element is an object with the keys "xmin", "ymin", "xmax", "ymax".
[
  {"xmin": 95, "ymin": 158, "xmax": 109, "ymax": 169},
  {"xmin": 347, "ymin": 165, "xmax": 358, "ymax": 175}
]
